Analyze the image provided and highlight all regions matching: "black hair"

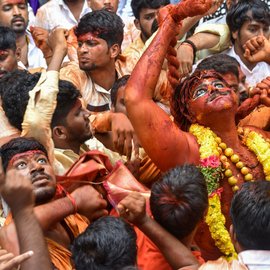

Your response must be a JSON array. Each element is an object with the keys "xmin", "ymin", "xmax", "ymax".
[
  {"xmin": 150, "ymin": 165, "xmax": 208, "ymax": 239},
  {"xmin": 51, "ymin": 81, "xmax": 81, "ymax": 128},
  {"xmin": 0, "ymin": 137, "xmax": 48, "ymax": 172},
  {"xmin": 0, "ymin": 26, "xmax": 17, "ymax": 51},
  {"xmin": 131, "ymin": 0, "xmax": 170, "ymax": 19},
  {"xmin": 0, "ymin": 70, "xmax": 41, "ymax": 131},
  {"xmin": 230, "ymin": 180, "xmax": 270, "ymax": 250},
  {"xmin": 72, "ymin": 216, "xmax": 137, "ymax": 270},
  {"xmin": 196, "ymin": 54, "xmax": 240, "ymax": 79},
  {"xmin": 0, "ymin": 69, "xmax": 81, "ymax": 131},
  {"xmin": 226, "ymin": 0, "xmax": 270, "ymax": 44},
  {"xmin": 111, "ymin": 75, "xmax": 130, "ymax": 108},
  {"xmin": 75, "ymin": 10, "xmax": 124, "ymax": 47}
]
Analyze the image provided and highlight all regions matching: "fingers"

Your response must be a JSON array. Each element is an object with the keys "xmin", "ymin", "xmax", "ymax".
[
  {"xmin": 90, "ymin": 209, "xmax": 109, "ymax": 221},
  {"xmin": 0, "ymin": 251, "xmax": 33, "ymax": 270}
]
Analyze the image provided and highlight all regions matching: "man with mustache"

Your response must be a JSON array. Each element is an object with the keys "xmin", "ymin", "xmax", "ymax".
[
  {"xmin": 0, "ymin": 137, "xmax": 108, "ymax": 269},
  {"xmin": 0, "ymin": 0, "xmax": 46, "ymax": 69},
  {"xmin": 124, "ymin": 0, "xmax": 270, "ymax": 261}
]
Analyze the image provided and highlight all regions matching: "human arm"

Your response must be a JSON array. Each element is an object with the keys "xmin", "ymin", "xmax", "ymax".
[
  {"xmin": 91, "ymin": 111, "xmax": 139, "ymax": 160},
  {"xmin": 243, "ymin": 36, "xmax": 270, "ymax": 64},
  {"xmin": 0, "ymin": 163, "xmax": 52, "ymax": 270},
  {"xmin": 125, "ymin": 3, "xmax": 203, "ymax": 171},
  {"xmin": 30, "ymin": 26, "xmax": 53, "ymax": 66},
  {"xmin": 0, "ymin": 184, "xmax": 108, "ymax": 255},
  {"xmin": 21, "ymin": 28, "xmax": 68, "ymax": 163},
  {"xmin": 117, "ymin": 193, "xmax": 199, "ymax": 270}
]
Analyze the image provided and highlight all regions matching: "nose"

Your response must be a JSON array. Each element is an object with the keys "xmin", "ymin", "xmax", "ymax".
[
  {"xmin": 78, "ymin": 42, "xmax": 88, "ymax": 53},
  {"xmin": 13, "ymin": 5, "xmax": 21, "ymax": 16},
  {"xmin": 83, "ymin": 108, "xmax": 91, "ymax": 119},
  {"xmin": 29, "ymin": 160, "xmax": 44, "ymax": 174}
]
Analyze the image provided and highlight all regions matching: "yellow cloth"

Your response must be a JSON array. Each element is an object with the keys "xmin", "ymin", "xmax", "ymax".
[
  {"xmin": 46, "ymin": 214, "xmax": 89, "ymax": 270},
  {"xmin": 194, "ymin": 23, "xmax": 230, "ymax": 59},
  {"xmin": 122, "ymin": 35, "xmax": 145, "ymax": 74},
  {"xmin": 21, "ymin": 70, "xmax": 59, "ymax": 164}
]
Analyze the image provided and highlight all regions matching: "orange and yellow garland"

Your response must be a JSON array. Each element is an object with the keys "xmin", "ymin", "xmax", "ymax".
[{"xmin": 190, "ymin": 124, "xmax": 270, "ymax": 261}]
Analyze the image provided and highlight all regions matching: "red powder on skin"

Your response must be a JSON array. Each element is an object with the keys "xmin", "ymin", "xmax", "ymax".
[
  {"xmin": 5, "ymin": 0, "xmax": 25, "ymax": 4},
  {"xmin": 7, "ymin": 150, "xmax": 46, "ymax": 169}
]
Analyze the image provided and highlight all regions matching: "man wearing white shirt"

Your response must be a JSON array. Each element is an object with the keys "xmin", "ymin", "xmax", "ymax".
[
  {"xmin": 35, "ymin": 0, "xmax": 91, "ymax": 31},
  {"xmin": 0, "ymin": 0, "xmax": 46, "ymax": 69},
  {"xmin": 225, "ymin": 0, "xmax": 270, "ymax": 88}
]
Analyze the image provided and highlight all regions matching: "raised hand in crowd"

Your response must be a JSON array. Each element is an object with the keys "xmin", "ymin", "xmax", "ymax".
[
  {"xmin": 30, "ymin": 26, "xmax": 52, "ymax": 63},
  {"xmin": 0, "ymin": 161, "xmax": 52, "ymax": 270},
  {"xmin": 244, "ymin": 35, "xmax": 270, "ymax": 64}
]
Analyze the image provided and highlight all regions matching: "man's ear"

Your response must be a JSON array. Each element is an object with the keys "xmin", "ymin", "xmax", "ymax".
[
  {"xmin": 15, "ymin": 48, "xmax": 21, "ymax": 61},
  {"xmin": 52, "ymin": 126, "xmax": 67, "ymax": 140},
  {"xmin": 134, "ymin": 18, "xmax": 141, "ymax": 31},
  {"xmin": 230, "ymin": 224, "xmax": 241, "ymax": 253},
  {"xmin": 109, "ymin": 44, "xmax": 121, "ymax": 59},
  {"xmin": 232, "ymin": 30, "xmax": 238, "ymax": 41}
]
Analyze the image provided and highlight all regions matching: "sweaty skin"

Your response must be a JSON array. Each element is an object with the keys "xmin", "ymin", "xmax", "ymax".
[{"xmin": 125, "ymin": 0, "xmax": 268, "ymax": 260}]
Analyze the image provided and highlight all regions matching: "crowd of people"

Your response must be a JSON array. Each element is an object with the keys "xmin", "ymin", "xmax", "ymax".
[{"xmin": 0, "ymin": 0, "xmax": 270, "ymax": 269}]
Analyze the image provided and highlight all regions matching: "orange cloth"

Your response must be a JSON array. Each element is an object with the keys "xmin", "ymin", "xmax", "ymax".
[
  {"xmin": 5, "ymin": 211, "xmax": 88, "ymax": 270},
  {"xmin": 135, "ymin": 227, "xmax": 205, "ymax": 270},
  {"xmin": 46, "ymin": 214, "xmax": 89, "ymax": 270}
]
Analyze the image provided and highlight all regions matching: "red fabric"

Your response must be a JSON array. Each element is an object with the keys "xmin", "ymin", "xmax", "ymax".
[{"xmin": 56, "ymin": 150, "xmax": 150, "ymax": 210}]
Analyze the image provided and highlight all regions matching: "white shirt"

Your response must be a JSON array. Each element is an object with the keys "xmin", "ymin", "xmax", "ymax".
[
  {"xmin": 34, "ymin": 0, "xmax": 91, "ymax": 31},
  {"xmin": 18, "ymin": 31, "xmax": 47, "ymax": 70},
  {"xmin": 225, "ymin": 46, "xmax": 270, "ymax": 87},
  {"xmin": 238, "ymin": 250, "xmax": 270, "ymax": 270}
]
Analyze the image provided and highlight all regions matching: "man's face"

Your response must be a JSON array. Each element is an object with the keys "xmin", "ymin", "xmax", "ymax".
[
  {"xmin": 187, "ymin": 77, "xmax": 238, "ymax": 123},
  {"xmin": 8, "ymin": 151, "xmax": 56, "ymax": 205},
  {"xmin": 65, "ymin": 99, "xmax": 93, "ymax": 144},
  {"xmin": 77, "ymin": 33, "xmax": 112, "ymax": 72},
  {"xmin": 0, "ymin": 0, "xmax": 28, "ymax": 35},
  {"xmin": 88, "ymin": 0, "xmax": 119, "ymax": 13},
  {"xmin": 232, "ymin": 14, "xmax": 270, "ymax": 56},
  {"xmin": 135, "ymin": 7, "xmax": 159, "ymax": 42},
  {"xmin": 0, "ymin": 49, "xmax": 19, "ymax": 78}
]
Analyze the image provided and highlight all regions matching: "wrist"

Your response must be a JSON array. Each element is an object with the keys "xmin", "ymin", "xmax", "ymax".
[
  {"xmin": 136, "ymin": 214, "xmax": 152, "ymax": 228},
  {"xmin": 181, "ymin": 40, "xmax": 197, "ymax": 63},
  {"xmin": 12, "ymin": 205, "xmax": 34, "ymax": 218}
]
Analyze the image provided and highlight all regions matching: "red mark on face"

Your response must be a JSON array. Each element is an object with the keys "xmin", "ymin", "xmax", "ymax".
[
  {"xmin": 7, "ymin": 150, "xmax": 46, "ymax": 169},
  {"xmin": 77, "ymin": 32, "xmax": 99, "ymax": 43},
  {"xmin": 5, "ymin": 0, "xmax": 25, "ymax": 4}
]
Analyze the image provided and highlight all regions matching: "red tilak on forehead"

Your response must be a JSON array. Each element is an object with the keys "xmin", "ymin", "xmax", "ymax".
[
  {"xmin": 5, "ymin": 0, "xmax": 25, "ymax": 4},
  {"xmin": 77, "ymin": 32, "xmax": 100, "ymax": 42},
  {"xmin": 7, "ymin": 150, "xmax": 46, "ymax": 169}
]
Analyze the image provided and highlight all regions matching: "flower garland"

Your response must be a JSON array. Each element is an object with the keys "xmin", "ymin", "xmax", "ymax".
[
  {"xmin": 190, "ymin": 124, "xmax": 270, "ymax": 261},
  {"xmin": 190, "ymin": 124, "xmax": 237, "ymax": 261}
]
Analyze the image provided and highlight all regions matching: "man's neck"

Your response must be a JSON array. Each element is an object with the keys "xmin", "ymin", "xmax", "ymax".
[
  {"xmin": 88, "ymin": 63, "xmax": 117, "ymax": 90},
  {"xmin": 55, "ymin": 141, "xmax": 81, "ymax": 155},
  {"xmin": 63, "ymin": 0, "xmax": 84, "ymax": 21}
]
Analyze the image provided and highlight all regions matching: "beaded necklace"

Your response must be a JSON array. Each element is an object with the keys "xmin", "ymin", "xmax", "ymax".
[{"xmin": 190, "ymin": 124, "xmax": 270, "ymax": 261}]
